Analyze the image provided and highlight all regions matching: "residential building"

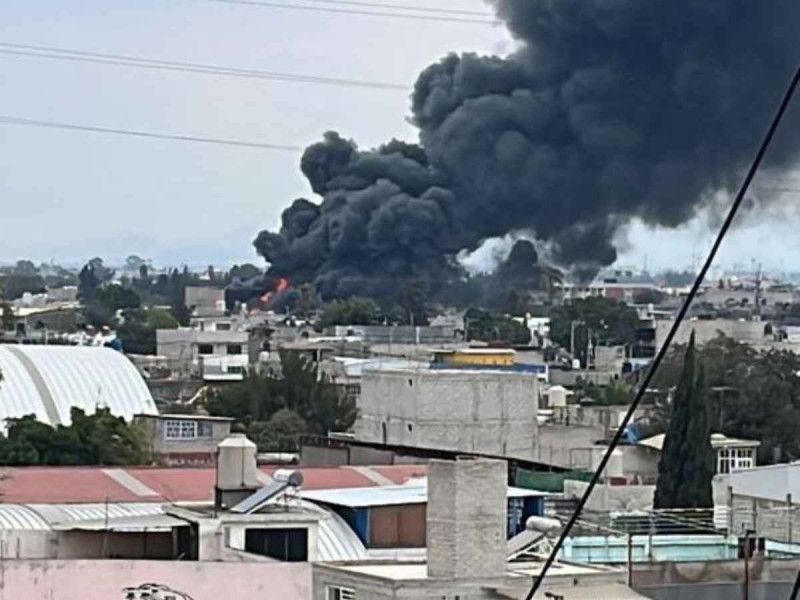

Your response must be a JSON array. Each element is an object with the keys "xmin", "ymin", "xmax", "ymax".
[
  {"xmin": 313, "ymin": 458, "xmax": 647, "ymax": 600},
  {"xmin": 156, "ymin": 327, "xmax": 249, "ymax": 380},
  {"xmin": 133, "ymin": 413, "xmax": 234, "ymax": 466},
  {"xmin": 560, "ymin": 433, "xmax": 761, "ymax": 513},
  {"xmin": 713, "ymin": 461, "xmax": 800, "ymax": 543},
  {"xmin": 637, "ymin": 433, "xmax": 760, "ymax": 476},
  {"xmin": 355, "ymin": 368, "xmax": 539, "ymax": 460},
  {"xmin": 325, "ymin": 325, "xmax": 457, "ymax": 345},
  {"xmin": 320, "ymin": 356, "xmax": 429, "ymax": 405},
  {"xmin": 299, "ymin": 482, "xmax": 546, "ymax": 549},
  {"xmin": 431, "ymin": 347, "xmax": 516, "ymax": 367},
  {"xmin": 185, "ymin": 286, "xmax": 226, "ymax": 317}
]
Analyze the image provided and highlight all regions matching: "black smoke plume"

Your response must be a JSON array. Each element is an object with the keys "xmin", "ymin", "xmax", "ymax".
[{"xmin": 256, "ymin": 0, "xmax": 800, "ymax": 299}]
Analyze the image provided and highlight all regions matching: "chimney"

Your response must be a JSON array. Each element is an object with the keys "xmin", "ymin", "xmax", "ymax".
[
  {"xmin": 215, "ymin": 434, "xmax": 262, "ymax": 510},
  {"xmin": 427, "ymin": 457, "xmax": 507, "ymax": 580}
]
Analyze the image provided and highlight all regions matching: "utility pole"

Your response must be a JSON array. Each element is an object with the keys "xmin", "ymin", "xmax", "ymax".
[
  {"xmin": 754, "ymin": 262, "xmax": 763, "ymax": 321},
  {"xmin": 742, "ymin": 529, "xmax": 754, "ymax": 600}
]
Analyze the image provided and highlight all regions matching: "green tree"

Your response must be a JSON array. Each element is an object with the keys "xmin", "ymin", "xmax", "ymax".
[
  {"xmin": 0, "ymin": 408, "xmax": 144, "ymax": 466},
  {"xmin": 117, "ymin": 308, "xmax": 179, "ymax": 355},
  {"xmin": 206, "ymin": 352, "xmax": 358, "ymax": 451},
  {"xmin": 1, "ymin": 301, "xmax": 15, "ymax": 332},
  {"xmin": 252, "ymin": 409, "xmax": 308, "ymax": 452},
  {"xmin": 1, "ymin": 261, "xmax": 46, "ymax": 300},
  {"xmin": 230, "ymin": 263, "xmax": 262, "ymax": 281},
  {"xmin": 397, "ymin": 279, "xmax": 429, "ymax": 326},
  {"xmin": 465, "ymin": 308, "xmax": 531, "ymax": 345},
  {"xmin": 549, "ymin": 297, "xmax": 639, "ymax": 362},
  {"xmin": 78, "ymin": 257, "xmax": 113, "ymax": 300},
  {"xmin": 650, "ymin": 334, "xmax": 800, "ymax": 464},
  {"xmin": 317, "ymin": 297, "xmax": 381, "ymax": 330},
  {"xmin": 654, "ymin": 333, "xmax": 714, "ymax": 509}
]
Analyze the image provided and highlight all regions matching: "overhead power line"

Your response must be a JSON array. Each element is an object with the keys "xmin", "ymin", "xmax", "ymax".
[
  {"xmin": 193, "ymin": 0, "xmax": 499, "ymax": 24},
  {"xmin": 524, "ymin": 63, "xmax": 800, "ymax": 599},
  {"xmin": 298, "ymin": 0, "xmax": 491, "ymax": 16},
  {"xmin": 0, "ymin": 41, "xmax": 407, "ymax": 91},
  {"xmin": 0, "ymin": 115, "xmax": 303, "ymax": 152}
]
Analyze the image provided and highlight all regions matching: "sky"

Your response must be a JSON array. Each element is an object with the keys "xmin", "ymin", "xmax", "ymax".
[{"xmin": 2, "ymin": 1, "xmax": 800, "ymax": 274}]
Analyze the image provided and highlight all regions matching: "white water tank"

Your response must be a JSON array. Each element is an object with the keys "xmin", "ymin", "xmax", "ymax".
[
  {"xmin": 216, "ymin": 434, "xmax": 261, "ymax": 491},
  {"xmin": 590, "ymin": 447, "xmax": 625, "ymax": 479},
  {"xmin": 548, "ymin": 385, "xmax": 569, "ymax": 408}
]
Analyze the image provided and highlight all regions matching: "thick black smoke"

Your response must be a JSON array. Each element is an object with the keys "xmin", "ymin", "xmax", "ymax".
[{"xmin": 256, "ymin": 0, "xmax": 800, "ymax": 298}]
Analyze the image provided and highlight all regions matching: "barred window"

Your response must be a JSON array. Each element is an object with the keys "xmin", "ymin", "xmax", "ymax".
[
  {"xmin": 327, "ymin": 587, "xmax": 355, "ymax": 600},
  {"xmin": 165, "ymin": 420, "xmax": 198, "ymax": 440}
]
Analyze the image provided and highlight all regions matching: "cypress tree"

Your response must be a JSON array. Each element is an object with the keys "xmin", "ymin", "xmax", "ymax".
[{"xmin": 654, "ymin": 332, "xmax": 714, "ymax": 509}]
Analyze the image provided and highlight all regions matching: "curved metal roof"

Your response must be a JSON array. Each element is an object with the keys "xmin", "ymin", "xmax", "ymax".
[
  {"xmin": 0, "ymin": 503, "xmax": 181, "ymax": 532},
  {"xmin": 0, "ymin": 346, "xmax": 157, "ymax": 427},
  {"xmin": 0, "ymin": 504, "xmax": 51, "ymax": 531},
  {"xmin": 292, "ymin": 499, "xmax": 367, "ymax": 562}
]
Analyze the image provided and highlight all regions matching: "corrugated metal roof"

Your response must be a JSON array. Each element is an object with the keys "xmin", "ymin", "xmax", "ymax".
[
  {"xmin": 49, "ymin": 514, "xmax": 188, "ymax": 532},
  {"xmin": 0, "ymin": 346, "xmax": 157, "ymax": 427},
  {"xmin": 27, "ymin": 502, "xmax": 166, "ymax": 526},
  {"xmin": 293, "ymin": 499, "xmax": 367, "ymax": 562},
  {"xmin": 0, "ymin": 504, "xmax": 51, "ymax": 531},
  {"xmin": 301, "ymin": 484, "xmax": 545, "ymax": 508},
  {"xmin": 0, "ymin": 465, "xmax": 429, "ymax": 504},
  {"xmin": 639, "ymin": 433, "xmax": 760, "ymax": 452},
  {"xmin": 0, "ymin": 503, "xmax": 179, "ymax": 532}
]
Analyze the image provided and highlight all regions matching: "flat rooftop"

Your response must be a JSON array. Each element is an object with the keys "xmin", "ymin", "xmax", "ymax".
[{"xmin": 323, "ymin": 561, "xmax": 648, "ymax": 598}]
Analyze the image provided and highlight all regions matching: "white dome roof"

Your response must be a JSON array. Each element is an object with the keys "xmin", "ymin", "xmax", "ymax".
[{"xmin": 0, "ymin": 345, "xmax": 157, "ymax": 427}]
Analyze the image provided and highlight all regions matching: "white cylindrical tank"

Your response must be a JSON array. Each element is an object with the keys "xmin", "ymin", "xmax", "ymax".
[
  {"xmin": 526, "ymin": 516, "xmax": 562, "ymax": 535},
  {"xmin": 589, "ymin": 447, "xmax": 624, "ymax": 479},
  {"xmin": 273, "ymin": 469, "xmax": 304, "ymax": 487},
  {"xmin": 548, "ymin": 385, "xmax": 569, "ymax": 408},
  {"xmin": 606, "ymin": 449, "xmax": 625, "ymax": 479},
  {"xmin": 216, "ymin": 434, "xmax": 261, "ymax": 490}
]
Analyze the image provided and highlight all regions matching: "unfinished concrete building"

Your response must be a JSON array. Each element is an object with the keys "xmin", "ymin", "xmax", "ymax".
[{"xmin": 355, "ymin": 369, "xmax": 539, "ymax": 460}]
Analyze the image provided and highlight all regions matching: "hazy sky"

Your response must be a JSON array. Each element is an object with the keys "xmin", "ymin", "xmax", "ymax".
[{"xmin": 2, "ymin": 1, "xmax": 799, "ymax": 273}]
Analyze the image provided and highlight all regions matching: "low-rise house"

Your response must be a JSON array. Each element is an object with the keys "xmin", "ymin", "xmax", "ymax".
[
  {"xmin": 133, "ymin": 413, "xmax": 234, "ymax": 466},
  {"xmin": 185, "ymin": 286, "xmax": 226, "ymax": 317},
  {"xmin": 156, "ymin": 327, "xmax": 249, "ymax": 380}
]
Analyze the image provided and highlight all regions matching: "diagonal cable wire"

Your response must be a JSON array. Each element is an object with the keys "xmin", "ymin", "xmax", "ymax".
[
  {"xmin": 524, "ymin": 62, "xmax": 800, "ymax": 599},
  {"xmin": 194, "ymin": 0, "xmax": 500, "ymax": 24},
  {"xmin": 0, "ymin": 115, "xmax": 303, "ymax": 152},
  {"xmin": 0, "ymin": 42, "xmax": 408, "ymax": 90},
  {"xmin": 299, "ymin": 0, "xmax": 492, "ymax": 16}
]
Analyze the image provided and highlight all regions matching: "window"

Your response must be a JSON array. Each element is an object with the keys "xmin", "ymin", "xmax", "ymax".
[
  {"xmin": 165, "ymin": 419, "xmax": 197, "ymax": 440},
  {"xmin": 227, "ymin": 344, "xmax": 243, "ymax": 355},
  {"xmin": 718, "ymin": 447, "xmax": 755, "ymax": 474},
  {"xmin": 245, "ymin": 528, "xmax": 308, "ymax": 562},
  {"xmin": 197, "ymin": 421, "xmax": 214, "ymax": 438},
  {"xmin": 227, "ymin": 366, "xmax": 244, "ymax": 374},
  {"xmin": 216, "ymin": 323, "xmax": 231, "ymax": 331},
  {"xmin": 197, "ymin": 344, "xmax": 213, "ymax": 355},
  {"xmin": 327, "ymin": 586, "xmax": 355, "ymax": 600}
]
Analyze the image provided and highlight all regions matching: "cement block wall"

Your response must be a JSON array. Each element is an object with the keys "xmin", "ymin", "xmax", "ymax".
[
  {"xmin": 536, "ymin": 425, "xmax": 603, "ymax": 468},
  {"xmin": 427, "ymin": 458, "xmax": 507, "ymax": 580},
  {"xmin": 730, "ymin": 493, "xmax": 800, "ymax": 543},
  {"xmin": 565, "ymin": 479, "xmax": 656, "ymax": 512},
  {"xmin": 0, "ymin": 559, "xmax": 311, "ymax": 600},
  {"xmin": 633, "ymin": 558, "xmax": 800, "ymax": 600},
  {"xmin": 356, "ymin": 370, "xmax": 538, "ymax": 460}
]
